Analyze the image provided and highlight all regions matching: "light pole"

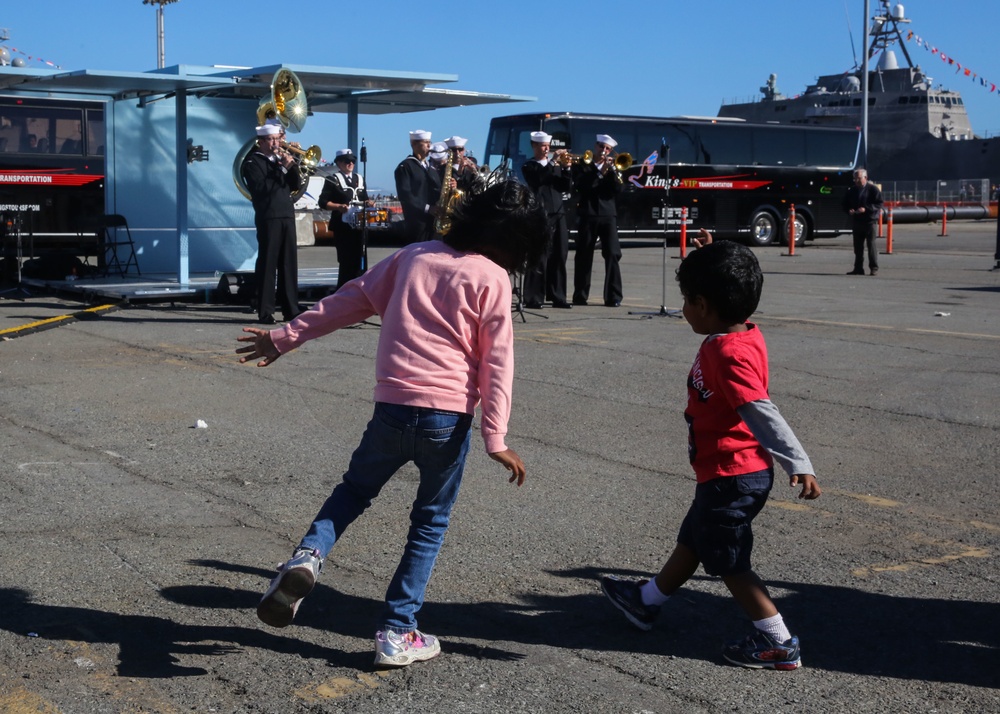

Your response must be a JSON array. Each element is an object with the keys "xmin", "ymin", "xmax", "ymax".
[{"xmin": 142, "ymin": 0, "xmax": 179, "ymax": 69}]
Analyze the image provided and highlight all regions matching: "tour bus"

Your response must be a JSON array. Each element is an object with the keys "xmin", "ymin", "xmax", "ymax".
[
  {"xmin": 0, "ymin": 97, "xmax": 105, "ymax": 245},
  {"xmin": 483, "ymin": 112, "xmax": 861, "ymax": 245}
]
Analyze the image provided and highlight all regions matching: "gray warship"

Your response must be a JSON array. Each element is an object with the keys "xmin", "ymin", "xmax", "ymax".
[{"xmin": 718, "ymin": 2, "xmax": 1000, "ymax": 186}]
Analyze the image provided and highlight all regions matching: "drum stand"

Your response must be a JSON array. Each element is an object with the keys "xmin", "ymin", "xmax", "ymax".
[{"xmin": 0, "ymin": 210, "xmax": 31, "ymax": 301}]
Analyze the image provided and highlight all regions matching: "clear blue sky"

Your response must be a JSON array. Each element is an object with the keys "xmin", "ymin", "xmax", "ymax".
[{"xmin": 3, "ymin": 0, "xmax": 999, "ymax": 192}]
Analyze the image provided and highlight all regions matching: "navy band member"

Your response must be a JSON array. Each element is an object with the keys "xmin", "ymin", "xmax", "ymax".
[
  {"xmin": 319, "ymin": 148, "xmax": 372, "ymax": 291},
  {"xmin": 521, "ymin": 131, "xmax": 572, "ymax": 308},
  {"xmin": 572, "ymin": 133, "xmax": 623, "ymax": 307},
  {"xmin": 394, "ymin": 130, "xmax": 442, "ymax": 244},
  {"xmin": 444, "ymin": 136, "xmax": 486, "ymax": 195},
  {"xmin": 241, "ymin": 121, "xmax": 302, "ymax": 324}
]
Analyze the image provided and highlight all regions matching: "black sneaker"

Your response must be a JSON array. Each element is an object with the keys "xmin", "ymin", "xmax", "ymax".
[
  {"xmin": 600, "ymin": 576, "xmax": 660, "ymax": 631},
  {"xmin": 722, "ymin": 630, "xmax": 801, "ymax": 670}
]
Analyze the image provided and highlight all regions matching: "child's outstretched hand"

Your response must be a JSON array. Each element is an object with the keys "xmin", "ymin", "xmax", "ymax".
[
  {"xmin": 236, "ymin": 327, "xmax": 282, "ymax": 367},
  {"xmin": 790, "ymin": 473, "xmax": 821, "ymax": 499},
  {"xmin": 489, "ymin": 448, "xmax": 526, "ymax": 486}
]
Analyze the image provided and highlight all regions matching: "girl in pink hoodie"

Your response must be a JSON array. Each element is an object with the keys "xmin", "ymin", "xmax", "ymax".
[{"xmin": 237, "ymin": 180, "xmax": 547, "ymax": 668}]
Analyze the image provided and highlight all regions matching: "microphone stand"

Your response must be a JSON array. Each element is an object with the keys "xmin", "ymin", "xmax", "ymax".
[
  {"xmin": 0, "ymin": 210, "xmax": 32, "ymax": 301},
  {"xmin": 630, "ymin": 143, "xmax": 680, "ymax": 318},
  {"xmin": 360, "ymin": 139, "xmax": 369, "ymax": 273}
]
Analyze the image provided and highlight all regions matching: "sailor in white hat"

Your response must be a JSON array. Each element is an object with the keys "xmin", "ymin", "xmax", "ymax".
[
  {"xmin": 442, "ymin": 135, "xmax": 484, "ymax": 194},
  {"xmin": 520, "ymin": 129, "xmax": 573, "ymax": 309},
  {"xmin": 319, "ymin": 148, "xmax": 371, "ymax": 290},
  {"xmin": 241, "ymin": 120, "xmax": 303, "ymax": 324},
  {"xmin": 570, "ymin": 132, "xmax": 624, "ymax": 307},
  {"xmin": 395, "ymin": 130, "xmax": 442, "ymax": 243}
]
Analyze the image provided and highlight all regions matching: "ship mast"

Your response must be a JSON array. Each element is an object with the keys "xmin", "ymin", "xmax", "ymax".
[{"xmin": 868, "ymin": 0, "xmax": 913, "ymax": 68}]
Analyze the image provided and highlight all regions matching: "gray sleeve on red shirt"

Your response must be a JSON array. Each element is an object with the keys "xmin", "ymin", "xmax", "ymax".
[{"xmin": 737, "ymin": 399, "xmax": 815, "ymax": 476}]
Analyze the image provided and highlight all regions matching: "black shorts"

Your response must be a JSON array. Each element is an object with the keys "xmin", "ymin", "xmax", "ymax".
[{"xmin": 677, "ymin": 468, "xmax": 774, "ymax": 577}]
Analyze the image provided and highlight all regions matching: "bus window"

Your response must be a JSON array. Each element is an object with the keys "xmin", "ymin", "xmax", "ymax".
[
  {"xmin": 640, "ymin": 123, "xmax": 698, "ymax": 164},
  {"xmin": 805, "ymin": 130, "xmax": 858, "ymax": 168},
  {"xmin": 753, "ymin": 126, "xmax": 806, "ymax": 166},
  {"xmin": 696, "ymin": 124, "xmax": 753, "ymax": 165}
]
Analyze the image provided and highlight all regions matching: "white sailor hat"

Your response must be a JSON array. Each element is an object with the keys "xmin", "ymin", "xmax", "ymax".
[
  {"xmin": 530, "ymin": 131, "xmax": 553, "ymax": 144},
  {"xmin": 596, "ymin": 133, "xmax": 618, "ymax": 148},
  {"xmin": 429, "ymin": 142, "xmax": 448, "ymax": 161},
  {"xmin": 445, "ymin": 136, "xmax": 468, "ymax": 149},
  {"xmin": 335, "ymin": 148, "xmax": 357, "ymax": 163},
  {"xmin": 409, "ymin": 129, "xmax": 432, "ymax": 141},
  {"xmin": 256, "ymin": 123, "xmax": 282, "ymax": 136}
]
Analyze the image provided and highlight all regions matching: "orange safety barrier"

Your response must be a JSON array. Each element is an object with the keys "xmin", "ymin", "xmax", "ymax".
[
  {"xmin": 785, "ymin": 204, "xmax": 796, "ymax": 257},
  {"xmin": 938, "ymin": 204, "xmax": 948, "ymax": 236},
  {"xmin": 679, "ymin": 206, "xmax": 688, "ymax": 258},
  {"xmin": 886, "ymin": 207, "xmax": 894, "ymax": 254}
]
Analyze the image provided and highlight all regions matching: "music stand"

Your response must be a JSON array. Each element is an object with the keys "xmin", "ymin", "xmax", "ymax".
[
  {"xmin": 0, "ymin": 209, "xmax": 32, "ymax": 301},
  {"xmin": 629, "ymin": 144, "xmax": 680, "ymax": 318},
  {"xmin": 511, "ymin": 271, "xmax": 547, "ymax": 323}
]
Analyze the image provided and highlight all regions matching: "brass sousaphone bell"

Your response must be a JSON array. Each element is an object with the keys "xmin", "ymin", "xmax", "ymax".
[{"xmin": 232, "ymin": 68, "xmax": 322, "ymax": 201}]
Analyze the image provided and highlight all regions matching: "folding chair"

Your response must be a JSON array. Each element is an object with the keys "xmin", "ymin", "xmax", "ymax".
[{"xmin": 100, "ymin": 214, "xmax": 140, "ymax": 277}]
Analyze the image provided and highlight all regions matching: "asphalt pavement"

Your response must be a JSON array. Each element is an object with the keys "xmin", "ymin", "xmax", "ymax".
[{"xmin": 1, "ymin": 222, "xmax": 999, "ymax": 713}]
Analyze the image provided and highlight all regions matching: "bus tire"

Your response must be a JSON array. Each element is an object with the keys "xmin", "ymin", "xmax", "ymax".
[
  {"xmin": 749, "ymin": 209, "xmax": 780, "ymax": 246},
  {"xmin": 782, "ymin": 212, "xmax": 811, "ymax": 246}
]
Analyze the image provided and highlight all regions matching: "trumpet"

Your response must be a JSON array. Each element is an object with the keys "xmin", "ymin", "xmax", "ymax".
[{"xmin": 552, "ymin": 149, "xmax": 593, "ymax": 167}]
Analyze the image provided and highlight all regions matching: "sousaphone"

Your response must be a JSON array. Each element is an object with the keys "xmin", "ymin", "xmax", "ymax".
[{"xmin": 232, "ymin": 68, "xmax": 321, "ymax": 201}]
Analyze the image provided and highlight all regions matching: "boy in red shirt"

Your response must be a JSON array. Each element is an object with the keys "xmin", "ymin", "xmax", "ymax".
[{"xmin": 602, "ymin": 231, "xmax": 821, "ymax": 670}]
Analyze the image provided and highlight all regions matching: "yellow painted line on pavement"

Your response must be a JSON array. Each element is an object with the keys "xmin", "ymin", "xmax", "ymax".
[
  {"xmin": 0, "ymin": 303, "xmax": 120, "ymax": 338},
  {"xmin": 852, "ymin": 542, "xmax": 990, "ymax": 578},
  {"xmin": 295, "ymin": 670, "xmax": 391, "ymax": 703},
  {"xmin": 0, "ymin": 688, "xmax": 62, "ymax": 714}
]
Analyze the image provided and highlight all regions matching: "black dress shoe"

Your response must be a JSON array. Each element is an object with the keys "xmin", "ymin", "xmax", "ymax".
[
  {"xmin": 551, "ymin": 301, "xmax": 573, "ymax": 309},
  {"xmin": 524, "ymin": 301, "xmax": 543, "ymax": 309},
  {"xmin": 604, "ymin": 301, "xmax": 621, "ymax": 308},
  {"xmin": 258, "ymin": 315, "xmax": 276, "ymax": 325},
  {"xmin": 572, "ymin": 298, "xmax": 588, "ymax": 306},
  {"xmin": 870, "ymin": 268, "xmax": 879, "ymax": 276},
  {"xmin": 846, "ymin": 269, "xmax": 865, "ymax": 275}
]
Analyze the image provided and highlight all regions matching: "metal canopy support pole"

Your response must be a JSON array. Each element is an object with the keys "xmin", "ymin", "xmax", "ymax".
[
  {"xmin": 347, "ymin": 98, "xmax": 359, "ymax": 153},
  {"xmin": 862, "ymin": 0, "xmax": 870, "ymax": 168},
  {"xmin": 176, "ymin": 88, "xmax": 189, "ymax": 285}
]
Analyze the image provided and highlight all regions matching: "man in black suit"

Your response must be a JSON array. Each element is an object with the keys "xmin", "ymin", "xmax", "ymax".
[
  {"xmin": 319, "ymin": 148, "xmax": 372, "ymax": 291},
  {"xmin": 521, "ymin": 131, "xmax": 573, "ymax": 308},
  {"xmin": 241, "ymin": 121, "xmax": 302, "ymax": 324},
  {"xmin": 394, "ymin": 130, "xmax": 442, "ymax": 243},
  {"xmin": 841, "ymin": 168, "xmax": 884, "ymax": 276},
  {"xmin": 572, "ymin": 133, "xmax": 623, "ymax": 307}
]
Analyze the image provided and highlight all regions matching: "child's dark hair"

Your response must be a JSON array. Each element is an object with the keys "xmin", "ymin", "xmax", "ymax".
[
  {"xmin": 676, "ymin": 240, "xmax": 763, "ymax": 324},
  {"xmin": 442, "ymin": 180, "xmax": 547, "ymax": 274}
]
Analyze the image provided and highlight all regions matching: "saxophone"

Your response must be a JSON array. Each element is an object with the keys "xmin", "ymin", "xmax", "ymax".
[{"xmin": 434, "ymin": 148, "xmax": 463, "ymax": 235}]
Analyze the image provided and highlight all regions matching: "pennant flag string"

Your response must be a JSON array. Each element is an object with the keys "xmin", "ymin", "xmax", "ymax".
[
  {"xmin": 905, "ymin": 29, "xmax": 993, "ymax": 95},
  {"xmin": 0, "ymin": 44, "xmax": 62, "ymax": 69}
]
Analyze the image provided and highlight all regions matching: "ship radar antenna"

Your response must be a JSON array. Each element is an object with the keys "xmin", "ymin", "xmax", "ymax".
[{"xmin": 868, "ymin": 0, "xmax": 914, "ymax": 68}]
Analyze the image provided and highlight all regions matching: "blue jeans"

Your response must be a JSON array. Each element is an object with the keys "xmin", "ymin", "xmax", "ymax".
[{"xmin": 299, "ymin": 402, "xmax": 473, "ymax": 633}]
